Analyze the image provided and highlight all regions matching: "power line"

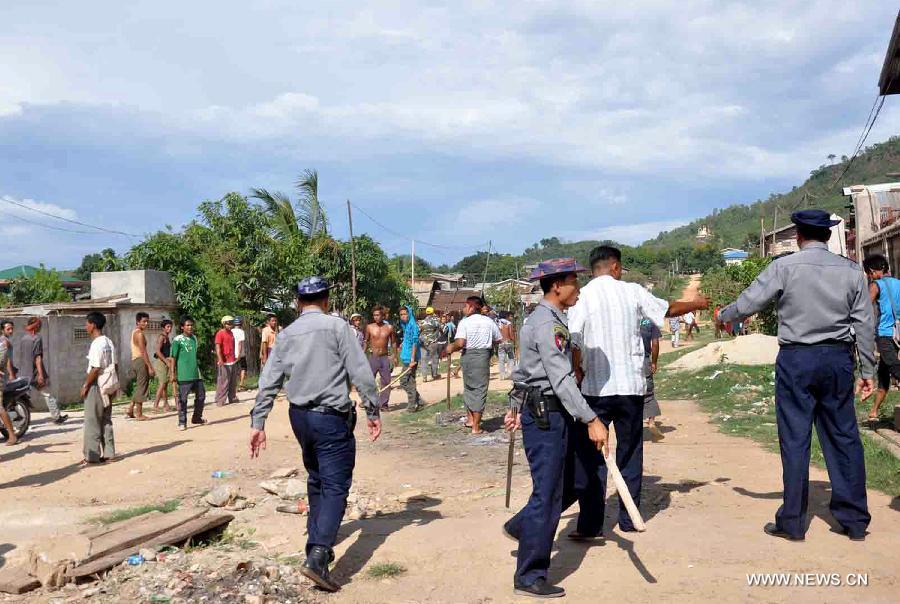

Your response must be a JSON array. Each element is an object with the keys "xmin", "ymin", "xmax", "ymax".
[
  {"xmin": 348, "ymin": 201, "xmax": 488, "ymax": 252},
  {"xmin": 0, "ymin": 210, "xmax": 102, "ymax": 235},
  {"xmin": 829, "ymin": 94, "xmax": 887, "ymax": 190},
  {"xmin": 0, "ymin": 196, "xmax": 138, "ymax": 238}
]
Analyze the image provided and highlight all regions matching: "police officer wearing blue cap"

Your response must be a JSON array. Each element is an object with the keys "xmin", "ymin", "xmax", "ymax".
[
  {"xmin": 501, "ymin": 258, "xmax": 609, "ymax": 598},
  {"xmin": 719, "ymin": 209, "xmax": 875, "ymax": 542},
  {"xmin": 249, "ymin": 276, "xmax": 383, "ymax": 591}
]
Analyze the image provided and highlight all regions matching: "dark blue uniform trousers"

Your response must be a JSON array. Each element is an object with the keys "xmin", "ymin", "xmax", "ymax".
[
  {"xmin": 288, "ymin": 406, "xmax": 356, "ymax": 554},
  {"xmin": 563, "ymin": 395, "xmax": 644, "ymax": 534},
  {"xmin": 774, "ymin": 345, "xmax": 870, "ymax": 537},
  {"xmin": 506, "ymin": 406, "xmax": 570, "ymax": 587}
]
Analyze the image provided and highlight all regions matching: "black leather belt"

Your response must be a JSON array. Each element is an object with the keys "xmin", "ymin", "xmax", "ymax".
[{"xmin": 303, "ymin": 405, "xmax": 351, "ymax": 419}]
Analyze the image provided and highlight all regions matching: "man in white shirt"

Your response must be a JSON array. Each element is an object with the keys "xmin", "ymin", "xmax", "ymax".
[
  {"xmin": 233, "ymin": 317, "xmax": 247, "ymax": 391},
  {"xmin": 81, "ymin": 311, "xmax": 117, "ymax": 465},
  {"xmin": 682, "ymin": 311, "xmax": 697, "ymax": 341},
  {"xmin": 446, "ymin": 296, "xmax": 502, "ymax": 434},
  {"xmin": 567, "ymin": 245, "xmax": 707, "ymax": 534}
]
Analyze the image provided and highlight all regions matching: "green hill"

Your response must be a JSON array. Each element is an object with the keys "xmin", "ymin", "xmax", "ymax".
[{"xmin": 646, "ymin": 136, "xmax": 900, "ymax": 251}]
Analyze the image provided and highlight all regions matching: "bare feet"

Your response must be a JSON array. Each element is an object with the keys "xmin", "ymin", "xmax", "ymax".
[{"xmin": 4, "ymin": 435, "xmax": 17, "ymax": 446}]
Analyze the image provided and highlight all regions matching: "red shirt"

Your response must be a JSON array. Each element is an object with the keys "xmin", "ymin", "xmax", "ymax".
[{"xmin": 215, "ymin": 329, "xmax": 236, "ymax": 364}]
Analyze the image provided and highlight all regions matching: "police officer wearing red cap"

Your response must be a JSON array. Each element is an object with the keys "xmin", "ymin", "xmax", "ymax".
[
  {"xmin": 719, "ymin": 209, "xmax": 875, "ymax": 542},
  {"xmin": 249, "ymin": 276, "xmax": 383, "ymax": 591},
  {"xmin": 501, "ymin": 258, "xmax": 609, "ymax": 598}
]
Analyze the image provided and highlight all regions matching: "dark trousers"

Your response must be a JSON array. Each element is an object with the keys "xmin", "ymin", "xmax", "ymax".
[
  {"xmin": 177, "ymin": 380, "xmax": 206, "ymax": 426},
  {"xmin": 289, "ymin": 406, "xmax": 356, "ymax": 554},
  {"xmin": 506, "ymin": 406, "xmax": 569, "ymax": 587},
  {"xmin": 774, "ymin": 346, "xmax": 870, "ymax": 537},
  {"xmin": 564, "ymin": 395, "xmax": 644, "ymax": 534}
]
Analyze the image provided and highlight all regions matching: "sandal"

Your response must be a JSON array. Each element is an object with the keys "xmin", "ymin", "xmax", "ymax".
[{"xmin": 79, "ymin": 458, "xmax": 106, "ymax": 467}]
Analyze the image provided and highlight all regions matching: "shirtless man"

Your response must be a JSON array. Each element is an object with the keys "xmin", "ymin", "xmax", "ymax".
[
  {"xmin": 127, "ymin": 312, "xmax": 155, "ymax": 420},
  {"xmin": 365, "ymin": 305, "xmax": 396, "ymax": 410}
]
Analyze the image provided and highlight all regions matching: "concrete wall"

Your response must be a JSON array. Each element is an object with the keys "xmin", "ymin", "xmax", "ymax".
[{"xmin": 91, "ymin": 270, "xmax": 176, "ymax": 306}]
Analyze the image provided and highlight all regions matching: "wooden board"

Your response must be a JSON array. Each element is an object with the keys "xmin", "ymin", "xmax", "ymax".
[
  {"xmin": 85, "ymin": 508, "xmax": 207, "ymax": 563},
  {"xmin": 69, "ymin": 513, "xmax": 234, "ymax": 579},
  {"xmin": 0, "ymin": 566, "xmax": 41, "ymax": 595}
]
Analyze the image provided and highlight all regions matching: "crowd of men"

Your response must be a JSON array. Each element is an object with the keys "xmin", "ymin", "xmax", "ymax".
[{"xmin": 2, "ymin": 207, "xmax": 887, "ymax": 598}]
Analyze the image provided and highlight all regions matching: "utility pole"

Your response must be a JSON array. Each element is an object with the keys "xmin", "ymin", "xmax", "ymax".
[
  {"xmin": 481, "ymin": 240, "xmax": 492, "ymax": 295},
  {"xmin": 347, "ymin": 200, "xmax": 357, "ymax": 311},
  {"xmin": 759, "ymin": 216, "xmax": 765, "ymax": 256},
  {"xmin": 772, "ymin": 206, "xmax": 778, "ymax": 250},
  {"xmin": 411, "ymin": 239, "xmax": 416, "ymax": 287}
]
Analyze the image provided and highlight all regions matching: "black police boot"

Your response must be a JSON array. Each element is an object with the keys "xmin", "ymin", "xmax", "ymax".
[
  {"xmin": 301, "ymin": 545, "xmax": 340, "ymax": 592},
  {"xmin": 514, "ymin": 578, "xmax": 566, "ymax": 598},
  {"xmin": 763, "ymin": 522, "xmax": 804, "ymax": 542}
]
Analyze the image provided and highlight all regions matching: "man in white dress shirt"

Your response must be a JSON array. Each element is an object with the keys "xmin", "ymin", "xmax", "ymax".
[
  {"xmin": 566, "ymin": 245, "xmax": 707, "ymax": 535},
  {"xmin": 446, "ymin": 296, "xmax": 501, "ymax": 434}
]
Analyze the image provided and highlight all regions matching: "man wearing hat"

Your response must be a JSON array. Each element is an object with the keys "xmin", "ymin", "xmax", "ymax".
[
  {"xmin": 349, "ymin": 313, "xmax": 366, "ymax": 350},
  {"xmin": 214, "ymin": 315, "xmax": 239, "ymax": 406},
  {"xmin": 420, "ymin": 306, "xmax": 442, "ymax": 381},
  {"xmin": 250, "ymin": 276, "xmax": 382, "ymax": 591},
  {"xmin": 718, "ymin": 209, "xmax": 874, "ymax": 542},
  {"xmin": 502, "ymin": 258, "xmax": 609, "ymax": 598}
]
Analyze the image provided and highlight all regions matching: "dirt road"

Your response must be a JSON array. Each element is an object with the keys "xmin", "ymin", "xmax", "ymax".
[{"xmin": 1, "ymin": 364, "xmax": 898, "ymax": 602}]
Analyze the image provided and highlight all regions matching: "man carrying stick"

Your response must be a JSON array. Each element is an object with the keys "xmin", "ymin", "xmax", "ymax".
[
  {"xmin": 566, "ymin": 245, "xmax": 707, "ymax": 536},
  {"xmin": 501, "ymin": 259, "xmax": 609, "ymax": 599}
]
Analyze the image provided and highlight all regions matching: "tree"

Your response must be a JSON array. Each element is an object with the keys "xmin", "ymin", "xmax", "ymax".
[
  {"xmin": 700, "ymin": 257, "xmax": 776, "ymax": 335},
  {"xmin": 296, "ymin": 169, "xmax": 328, "ymax": 235},
  {"xmin": 485, "ymin": 282, "xmax": 522, "ymax": 312},
  {"xmin": 5, "ymin": 266, "xmax": 70, "ymax": 306},
  {"xmin": 827, "ymin": 153, "xmax": 836, "ymax": 164},
  {"xmin": 74, "ymin": 248, "xmax": 125, "ymax": 281},
  {"xmin": 251, "ymin": 168, "xmax": 328, "ymax": 240}
]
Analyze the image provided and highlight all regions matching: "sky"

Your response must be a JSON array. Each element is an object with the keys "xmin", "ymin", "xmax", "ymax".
[{"xmin": 1, "ymin": 1, "xmax": 899, "ymax": 270}]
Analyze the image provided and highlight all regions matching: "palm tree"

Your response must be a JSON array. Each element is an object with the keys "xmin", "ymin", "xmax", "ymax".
[
  {"xmin": 250, "ymin": 169, "xmax": 329, "ymax": 239},
  {"xmin": 295, "ymin": 169, "xmax": 328, "ymax": 235}
]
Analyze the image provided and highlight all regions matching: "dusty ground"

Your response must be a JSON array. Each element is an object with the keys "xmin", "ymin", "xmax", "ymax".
[{"xmin": 1, "ymin": 359, "xmax": 898, "ymax": 603}]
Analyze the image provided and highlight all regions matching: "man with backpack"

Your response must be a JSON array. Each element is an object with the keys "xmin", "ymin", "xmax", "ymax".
[{"xmin": 862, "ymin": 254, "xmax": 900, "ymax": 422}]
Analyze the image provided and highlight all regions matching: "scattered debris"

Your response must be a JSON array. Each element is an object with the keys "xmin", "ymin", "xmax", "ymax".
[
  {"xmin": 268, "ymin": 467, "xmax": 299, "ymax": 479},
  {"xmin": 206, "ymin": 484, "xmax": 240, "ymax": 508},
  {"xmin": 257, "ymin": 479, "xmax": 307, "ymax": 500}
]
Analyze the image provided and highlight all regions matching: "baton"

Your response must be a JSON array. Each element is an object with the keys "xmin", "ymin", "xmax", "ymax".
[
  {"xmin": 446, "ymin": 352, "xmax": 453, "ymax": 410},
  {"xmin": 606, "ymin": 451, "xmax": 646, "ymax": 531},
  {"xmin": 505, "ymin": 408, "xmax": 517, "ymax": 509},
  {"xmin": 378, "ymin": 365, "xmax": 412, "ymax": 394}
]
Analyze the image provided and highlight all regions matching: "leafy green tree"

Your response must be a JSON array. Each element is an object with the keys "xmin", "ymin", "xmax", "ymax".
[
  {"xmin": 485, "ymin": 282, "xmax": 522, "ymax": 312},
  {"xmin": 5, "ymin": 266, "xmax": 70, "ymax": 305},
  {"xmin": 74, "ymin": 248, "xmax": 125, "ymax": 280},
  {"xmin": 701, "ymin": 257, "xmax": 776, "ymax": 335}
]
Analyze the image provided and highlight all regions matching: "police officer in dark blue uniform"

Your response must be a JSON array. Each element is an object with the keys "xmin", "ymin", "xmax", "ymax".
[
  {"xmin": 719, "ymin": 210, "xmax": 875, "ymax": 541},
  {"xmin": 502, "ymin": 259, "xmax": 609, "ymax": 598},
  {"xmin": 249, "ymin": 276, "xmax": 383, "ymax": 591}
]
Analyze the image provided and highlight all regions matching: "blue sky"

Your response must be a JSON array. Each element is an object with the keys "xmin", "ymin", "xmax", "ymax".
[{"xmin": 1, "ymin": 1, "xmax": 898, "ymax": 269}]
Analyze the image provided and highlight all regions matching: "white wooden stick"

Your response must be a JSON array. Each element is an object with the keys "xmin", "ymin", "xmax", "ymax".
[{"xmin": 605, "ymin": 451, "xmax": 646, "ymax": 532}]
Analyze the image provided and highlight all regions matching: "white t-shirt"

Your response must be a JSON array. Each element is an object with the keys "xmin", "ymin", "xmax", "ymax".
[
  {"xmin": 455, "ymin": 314, "xmax": 501, "ymax": 349},
  {"xmin": 682, "ymin": 312, "xmax": 695, "ymax": 325},
  {"xmin": 232, "ymin": 327, "xmax": 246, "ymax": 358},
  {"xmin": 87, "ymin": 335, "xmax": 116, "ymax": 373}
]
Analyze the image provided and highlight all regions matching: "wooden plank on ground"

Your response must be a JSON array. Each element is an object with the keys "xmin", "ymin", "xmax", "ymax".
[
  {"xmin": 0, "ymin": 566, "xmax": 41, "ymax": 595},
  {"xmin": 85, "ymin": 508, "xmax": 207, "ymax": 563},
  {"xmin": 69, "ymin": 513, "xmax": 234, "ymax": 579}
]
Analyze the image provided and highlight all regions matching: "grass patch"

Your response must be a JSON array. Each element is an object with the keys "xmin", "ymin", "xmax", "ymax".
[
  {"xmin": 95, "ymin": 498, "xmax": 181, "ymax": 525},
  {"xmin": 656, "ymin": 364, "xmax": 900, "ymax": 496},
  {"xmin": 368, "ymin": 562, "xmax": 407, "ymax": 579},
  {"xmin": 396, "ymin": 389, "xmax": 509, "ymax": 435},
  {"xmin": 213, "ymin": 525, "xmax": 259, "ymax": 551}
]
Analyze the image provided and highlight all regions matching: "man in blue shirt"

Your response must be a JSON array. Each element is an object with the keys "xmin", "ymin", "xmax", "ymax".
[
  {"xmin": 396, "ymin": 305, "xmax": 423, "ymax": 412},
  {"xmin": 862, "ymin": 254, "xmax": 900, "ymax": 422}
]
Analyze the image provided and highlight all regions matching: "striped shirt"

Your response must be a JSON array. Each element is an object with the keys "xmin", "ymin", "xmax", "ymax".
[
  {"xmin": 455, "ymin": 314, "xmax": 501, "ymax": 349},
  {"xmin": 568, "ymin": 275, "xmax": 669, "ymax": 396}
]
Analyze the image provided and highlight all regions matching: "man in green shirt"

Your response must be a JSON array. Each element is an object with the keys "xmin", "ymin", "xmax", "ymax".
[{"xmin": 170, "ymin": 316, "xmax": 206, "ymax": 430}]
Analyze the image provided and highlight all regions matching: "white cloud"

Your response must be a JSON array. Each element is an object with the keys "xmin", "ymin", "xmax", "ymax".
[
  {"xmin": 450, "ymin": 197, "xmax": 540, "ymax": 236},
  {"xmin": 2, "ymin": 1, "xmax": 893, "ymax": 181},
  {"xmin": 568, "ymin": 218, "xmax": 694, "ymax": 246}
]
